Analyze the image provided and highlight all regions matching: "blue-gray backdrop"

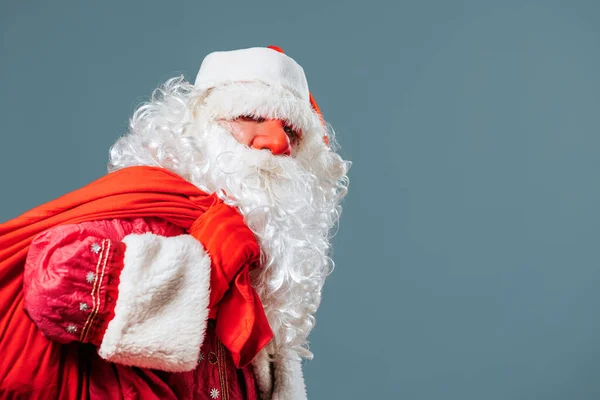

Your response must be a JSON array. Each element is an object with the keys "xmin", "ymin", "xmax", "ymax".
[{"xmin": 2, "ymin": 1, "xmax": 600, "ymax": 399}]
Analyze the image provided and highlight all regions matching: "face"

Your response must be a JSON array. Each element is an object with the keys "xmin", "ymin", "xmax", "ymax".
[
  {"xmin": 107, "ymin": 80, "xmax": 350, "ymax": 358},
  {"xmin": 192, "ymin": 112, "xmax": 347, "ymax": 358},
  {"xmin": 223, "ymin": 116, "xmax": 302, "ymax": 157}
]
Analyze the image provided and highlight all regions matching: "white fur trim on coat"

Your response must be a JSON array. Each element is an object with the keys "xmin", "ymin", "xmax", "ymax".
[
  {"xmin": 98, "ymin": 233, "xmax": 211, "ymax": 372},
  {"xmin": 253, "ymin": 349, "xmax": 307, "ymax": 400},
  {"xmin": 252, "ymin": 348, "xmax": 274, "ymax": 399},
  {"xmin": 272, "ymin": 350, "xmax": 308, "ymax": 400}
]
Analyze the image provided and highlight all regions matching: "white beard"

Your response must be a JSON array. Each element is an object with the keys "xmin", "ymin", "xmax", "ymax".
[
  {"xmin": 108, "ymin": 78, "xmax": 349, "ymax": 358},
  {"xmin": 184, "ymin": 118, "xmax": 348, "ymax": 357}
]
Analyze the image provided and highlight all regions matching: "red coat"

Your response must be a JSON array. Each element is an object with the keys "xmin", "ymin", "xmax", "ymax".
[
  {"xmin": 0, "ymin": 166, "xmax": 273, "ymax": 399},
  {"xmin": 23, "ymin": 216, "xmax": 258, "ymax": 400}
]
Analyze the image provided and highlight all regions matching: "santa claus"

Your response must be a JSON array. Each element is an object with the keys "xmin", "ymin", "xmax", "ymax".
[{"xmin": 0, "ymin": 46, "xmax": 349, "ymax": 399}]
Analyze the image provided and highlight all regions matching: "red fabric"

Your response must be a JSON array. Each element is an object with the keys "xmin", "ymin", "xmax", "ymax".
[
  {"xmin": 20, "ymin": 217, "xmax": 258, "ymax": 399},
  {"xmin": 190, "ymin": 203, "xmax": 273, "ymax": 368},
  {"xmin": 24, "ymin": 230, "xmax": 125, "ymax": 345},
  {"xmin": 0, "ymin": 166, "xmax": 272, "ymax": 398},
  {"xmin": 87, "ymin": 324, "xmax": 259, "ymax": 400},
  {"xmin": 22, "ymin": 218, "xmax": 182, "ymax": 347}
]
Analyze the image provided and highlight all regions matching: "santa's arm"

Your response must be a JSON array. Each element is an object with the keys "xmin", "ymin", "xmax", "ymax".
[{"xmin": 23, "ymin": 218, "xmax": 211, "ymax": 372}]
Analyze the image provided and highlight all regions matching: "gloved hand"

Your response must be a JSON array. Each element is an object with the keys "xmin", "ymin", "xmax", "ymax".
[{"xmin": 189, "ymin": 202, "xmax": 261, "ymax": 310}]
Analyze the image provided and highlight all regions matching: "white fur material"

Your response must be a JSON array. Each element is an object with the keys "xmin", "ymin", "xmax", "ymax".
[
  {"xmin": 107, "ymin": 76, "xmax": 351, "ymax": 393},
  {"xmin": 195, "ymin": 82, "xmax": 326, "ymax": 147},
  {"xmin": 98, "ymin": 233, "xmax": 211, "ymax": 372},
  {"xmin": 252, "ymin": 348, "xmax": 274, "ymax": 399},
  {"xmin": 195, "ymin": 47, "xmax": 310, "ymax": 102},
  {"xmin": 271, "ymin": 350, "xmax": 308, "ymax": 400},
  {"xmin": 251, "ymin": 348, "xmax": 309, "ymax": 400}
]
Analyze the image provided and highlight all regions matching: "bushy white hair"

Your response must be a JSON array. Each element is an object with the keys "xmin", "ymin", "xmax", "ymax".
[{"xmin": 108, "ymin": 77, "xmax": 350, "ymax": 359}]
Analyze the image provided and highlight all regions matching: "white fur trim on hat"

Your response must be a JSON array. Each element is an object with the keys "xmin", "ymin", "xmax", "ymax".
[
  {"xmin": 195, "ymin": 47, "xmax": 310, "ymax": 102},
  {"xmin": 196, "ymin": 82, "xmax": 327, "ymax": 155},
  {"xmin": 98, "ymin": 233, "xmax": 211, "ymax": 372}
]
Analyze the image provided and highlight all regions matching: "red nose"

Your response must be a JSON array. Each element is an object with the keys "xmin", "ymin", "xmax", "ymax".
[{"xmin": 250, "ymin": 119, "xmax": 291, "ymax": 156}]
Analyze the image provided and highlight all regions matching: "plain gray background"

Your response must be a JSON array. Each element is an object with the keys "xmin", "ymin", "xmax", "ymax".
[{"xmin": 2, "ymin": 0, "xmax": 600, "ymax": 398}]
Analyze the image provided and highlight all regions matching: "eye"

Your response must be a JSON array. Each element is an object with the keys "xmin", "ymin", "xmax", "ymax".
[
  {"xmin": 283, "ymin": 125, "xmax": 301, "ymax": 145},
  {"xmin": 237, "ymin": 115, "xmax": 265, "ymax": 123}
]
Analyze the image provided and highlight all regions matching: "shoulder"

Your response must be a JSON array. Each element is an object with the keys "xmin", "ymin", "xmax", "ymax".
[{"xmin": 32, "ymin": 217, "xmax": 185, "ymax": 244}]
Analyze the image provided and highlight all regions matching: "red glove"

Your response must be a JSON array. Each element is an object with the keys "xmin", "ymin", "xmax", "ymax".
[
  {"xmin": 189, "ymin": 202, "xmax": 272, "ymax": 367},
  {"xmin": 189, "ymin": 202, "xmax": 261, "ymax": 313}
]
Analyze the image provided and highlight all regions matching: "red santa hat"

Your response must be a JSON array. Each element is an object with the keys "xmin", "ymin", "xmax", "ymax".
[{"xmin": 194, "ymin": 46, "xmax": 328, "ymax": 145}]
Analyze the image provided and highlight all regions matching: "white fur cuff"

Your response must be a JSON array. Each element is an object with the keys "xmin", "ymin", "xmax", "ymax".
[{"xmin": 98, "ymin": 233, "xmax": 211, "ymax": 372}]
